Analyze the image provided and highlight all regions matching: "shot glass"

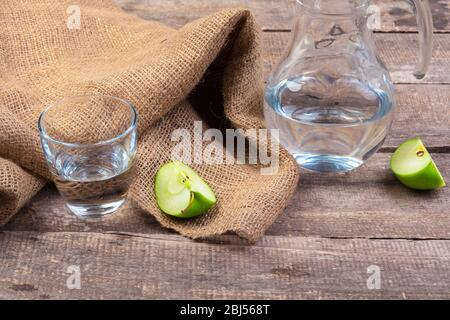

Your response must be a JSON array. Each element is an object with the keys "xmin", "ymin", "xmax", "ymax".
[{"xmin": 38, "ymin": 95, "xmax": 138, "ymax": 218}]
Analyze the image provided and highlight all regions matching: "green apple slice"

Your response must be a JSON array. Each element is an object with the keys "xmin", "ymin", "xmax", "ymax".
[
  {"xmin": 154, "ymin": 161, "xmax": 217, "ymax": 218},
  {"xmin": 390, "ymin": 138, "xmax": 446, "ymax": 190}
]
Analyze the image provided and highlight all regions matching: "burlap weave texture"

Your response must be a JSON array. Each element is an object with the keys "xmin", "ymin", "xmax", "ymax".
[{"xmin": 0, "ymin": 0, "xmax": 299, "ymax": 241}]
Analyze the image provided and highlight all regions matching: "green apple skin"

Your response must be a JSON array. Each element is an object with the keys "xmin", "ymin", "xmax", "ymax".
[
  {"xmin": 390, "ymin": 138, "xmax": 446, "ymax": 191},
  {"xmin": 154, "ymin": 161, "xmax": 216, "ymax": 219},
  {"xmin": 178, "ymin": 191, "xmax": 216, "ymax": 219},
  {"xmin": 393, "ymin": 160, "xmax": 446, "ymax": 190}
]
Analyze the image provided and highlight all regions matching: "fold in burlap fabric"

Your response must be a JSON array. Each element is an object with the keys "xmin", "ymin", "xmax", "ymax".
[{"xmin": 0, "ymin": 0, "xmax": 299, "ymax": 241}]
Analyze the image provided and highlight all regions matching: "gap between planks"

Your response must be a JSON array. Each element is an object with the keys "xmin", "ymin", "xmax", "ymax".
[
  {"xmin": 262, "ymin": 29, "xmax": 450, "ymax": 34},
  {"xmin": 2, "ymin": 230, "xmax": 450, "ymax": 244},
  {"xmin": 1, "ymin": 230, "xmax": 450, "ymax": 249}
]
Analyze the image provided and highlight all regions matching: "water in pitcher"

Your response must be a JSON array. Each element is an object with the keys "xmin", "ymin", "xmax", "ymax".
[{"xmin": 264, "ymin": 73, "xmax": 394, "ymax": 172}]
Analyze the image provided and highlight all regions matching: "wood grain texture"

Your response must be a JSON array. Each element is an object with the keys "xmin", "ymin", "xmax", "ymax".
[
  {"xmin": 267, "ymin": 153, "xmax": 450, "ymax": 238},
  {"xmin": 1, "ymin": 0, "xmax": 449, "ymax": 300},
  {"xmin": 0, "ymin": 231, "xmax": 449, "ymax": 299},
  {"xmin": 115, "ymin": 0, "xmax": 450, "ymax": 32},
  {"xmin": 4, "ymin": 154, "xmax": 448, "ymax": 240},
  {"xmin": 384, "ymin": 85, "xmax": 449, "ymax": 149}
]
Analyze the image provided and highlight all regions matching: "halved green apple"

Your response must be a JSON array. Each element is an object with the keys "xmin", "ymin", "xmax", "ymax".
[
  {"xmin": 390, "ymin": 138, "xmax": 446, "ymax": 190},
  {"xmin": 154, "ymin": 161, "xmax": 216, "ymax": 218}
]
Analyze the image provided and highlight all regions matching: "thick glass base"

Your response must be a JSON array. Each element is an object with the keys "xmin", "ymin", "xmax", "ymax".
[
  {"xmin": 66, "ymin": 199, "xmax": 125, "ymax": 219},
  {"xmin": 294, "ymin": 154, "xmax": 363, "ymax": 173}
]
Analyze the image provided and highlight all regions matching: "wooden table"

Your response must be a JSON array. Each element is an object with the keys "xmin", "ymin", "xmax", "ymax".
[{"xmin": 1, "ymin": 0, "xmax": 449, "ymax": 299}]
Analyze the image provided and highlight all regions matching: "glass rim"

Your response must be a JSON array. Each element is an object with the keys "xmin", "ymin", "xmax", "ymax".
[
  {"xmin": 38, "ymin": 94, "xmax": 138, "ymax": 148},
  {"xmin": 295, "ymin": 0, "xmax": 370, "ymax": 16}
]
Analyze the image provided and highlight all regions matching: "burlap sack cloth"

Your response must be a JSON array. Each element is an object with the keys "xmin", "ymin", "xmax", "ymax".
[{"xmin": 0, "ymin": 0, "xmax": 299, "ymax": 241}]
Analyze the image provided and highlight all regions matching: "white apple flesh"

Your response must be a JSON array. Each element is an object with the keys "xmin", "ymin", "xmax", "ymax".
[{"xmin": 155, "ymin": 161, "xmax": 217, "ymax": 218}]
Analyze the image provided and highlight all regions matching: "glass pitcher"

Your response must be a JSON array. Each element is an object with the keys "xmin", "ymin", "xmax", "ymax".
[{"xmin": 264, "ymin": 0, "xmax": 433, "ymax": 172}]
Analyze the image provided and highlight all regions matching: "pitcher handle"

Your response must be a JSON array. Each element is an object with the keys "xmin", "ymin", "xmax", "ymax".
[{"xmin": 409, "ymin": 0, "xmax": 433, "ymax": 79}]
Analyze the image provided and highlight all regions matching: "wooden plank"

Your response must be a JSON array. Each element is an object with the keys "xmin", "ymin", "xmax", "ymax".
[
  {"xmin": 0, "ymin": 0, "xmax": 447, "ymax": 301},
  {"xmin": 1, "ymin": 231, "xmax": 449, "ymax": 299},
  {"xmin": 386, "ymin": 85, "xmax": 450, "ymax": 149},
  {"xmin": 3, "ymin": 154, "xmax": 449, "ymax": 239},
  {"xmin": 267, "ymin": 153, "xmax": 450, "ymax": 238},
  {"xmin": 262, "ymin": 32, "xmax": 450, "ymax": 84},
  {"xmin": 115, "ymin": 0, "xmax": 450, "ymax": 32}
]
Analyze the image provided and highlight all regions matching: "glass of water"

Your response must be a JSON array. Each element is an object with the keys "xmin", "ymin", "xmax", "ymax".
[{"xmin": 38, "ymin": 95, "xmax": 138, "ymax": 218}]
